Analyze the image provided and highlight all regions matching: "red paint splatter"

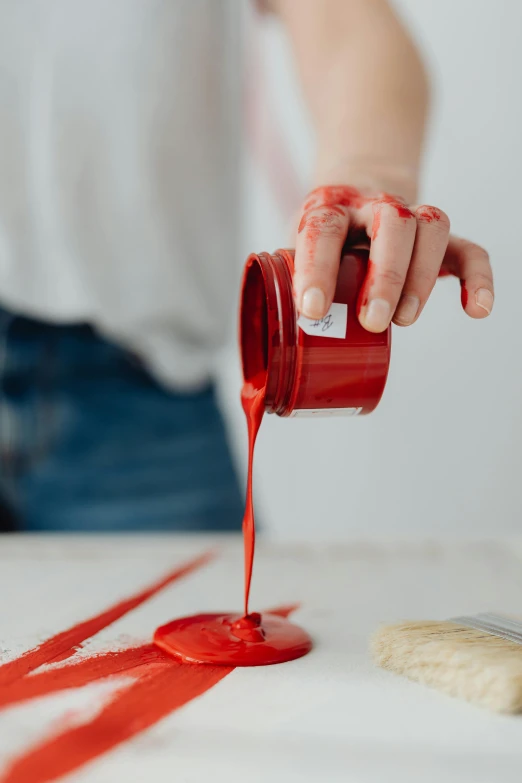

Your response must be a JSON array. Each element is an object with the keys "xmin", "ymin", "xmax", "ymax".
[
  {"xmin": 438, "ymin": 238, "xmax": 462, "ymax": 279},
  {"xmin": 416, "ymin": 205, "xmax": 443, "ymax": 223},
  {"xmin": 460, "ymin": 280, "xmax": 469, "ymax": 308},
  {"xmin": 298, "ymin": 209, "xmax": 344, "ymax": 235},
  {"xmin": 303, "ymin": 186, "xmax": 412, "ymax": 219},
  {"xmin": 0, "ymin": 645, "xmax": 164, "ymax": 711},
  {"xmin": 303, "ymin": 185, "xmax": 365, "ymax": 212},
  {"xmin": 298, "ymin": 210, "xmax": 347, "ymax": 258},
  {"xmin": 374, "ymin": 192, "xmax": 413, "ymax": 220},
  {"xmin": 0, "ymin": 552, "xmax": 213, "ymax": 689},
  {"xmin": 299, "ymin": 187, "xmax": 413, "ymax": 259}
]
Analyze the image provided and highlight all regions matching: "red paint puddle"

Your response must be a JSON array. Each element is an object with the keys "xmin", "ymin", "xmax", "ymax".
[
  {"xmin": 153, "ymin": 375, "xmax": 312, "ymax": 667},
  {"xmin": 0, "ymin": 556, "xmax": 302, "ymax": 783}
]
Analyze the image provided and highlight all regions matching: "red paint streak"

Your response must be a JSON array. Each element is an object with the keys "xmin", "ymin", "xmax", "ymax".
[
  {"xmin": 298, "ymin": 210, "xmax": 347, "ymax": 259},
  {"xmin": 0, "ymin": 600, "xmax": 299, "ymax": 782},
  {"xmin": 0, "ymin": 645, "xmax": 165, "ymax": 711},
  {"xmin": 0, "ymin": 552, "xmax": 213, "ymax": 689},
  {"xmin": 373, "ymin": 192, "xmax": 413, "ymax": 220},
  {"xmin": 303, "ymin": 186, "xmax": 412, "ymax": 219},
  {"xmin": 266, "ymin": 604, "xmax": 300, "ymax": 619},
  {"xmin": 298, "ymin": 215, "xmax": 326, "ymax": 259},
  {"xmin": 298, "ymin": 207, "xmax": 345, "ymax": 235},
  {"xmin": 356, "ymin": 259, "xmax": 377, "ymax": 315},
  {"xmin": 460, "ymin": 280, "xmax": 469, "ymax": 308},
  {"xmin": 0, "ymin": 661, "xmax": 230, "ymax": 783},
  {"xmin": 437, "ymin": 268, "xmax": 453, "ymax": 277},
  {"xmin": 372, "ymin": 207, "xmax": 381, "ymax": 241}
]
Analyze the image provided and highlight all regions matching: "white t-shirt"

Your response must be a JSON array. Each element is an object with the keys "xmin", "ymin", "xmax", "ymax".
[{"xmin": 0, "ymin": 0, "xmax": 243, "ymax": 389}]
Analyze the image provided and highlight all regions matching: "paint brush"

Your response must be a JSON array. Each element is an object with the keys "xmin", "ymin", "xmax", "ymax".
[{"xmin": 371, "ymin": 613, "xmax": 522, "ymax": 714}]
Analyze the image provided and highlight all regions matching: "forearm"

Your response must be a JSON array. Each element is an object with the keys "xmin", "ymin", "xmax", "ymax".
[{"xmin": 271, "ymin": 0, "xmax": 430, "ymax": 202}]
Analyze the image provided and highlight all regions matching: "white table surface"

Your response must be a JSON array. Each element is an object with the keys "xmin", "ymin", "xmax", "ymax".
[{"xmin": 1, "ymin": 535, "xmax": 522, "ymax": 783}]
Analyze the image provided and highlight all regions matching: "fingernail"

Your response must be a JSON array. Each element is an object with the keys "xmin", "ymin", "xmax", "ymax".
[
  {"xmin": 301, "ymin": 287, "xmax": 326, "ymax": 319},
  {"xmin": 362, "ymin": 298, "xmax": 391, "ymax": 332},
  {"xmin": 476, "ymin": 288, "xmax": 493, "ymax": 314},
  {"xmin": 394, "ymin": 295, "xmax": 420, "ymax": 326}
]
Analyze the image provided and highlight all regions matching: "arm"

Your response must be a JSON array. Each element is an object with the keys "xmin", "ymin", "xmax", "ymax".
[{"xmin": 269, "ymin": 0, "xmax": 494, "ymax": 330}]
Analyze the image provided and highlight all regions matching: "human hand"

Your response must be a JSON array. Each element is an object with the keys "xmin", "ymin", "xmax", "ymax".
[{"xmin": 293, "ymin": 185, "xmax": 494, "ymax": 332}]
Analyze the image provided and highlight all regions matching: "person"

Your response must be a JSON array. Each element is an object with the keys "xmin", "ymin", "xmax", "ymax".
[{"xmin": 0, "ymin": 0, "xmax": 493, "ymax": 532}]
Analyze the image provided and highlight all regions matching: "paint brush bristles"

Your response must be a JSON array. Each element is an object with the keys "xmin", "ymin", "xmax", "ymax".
[{"xmin": 371, "ymin": 620, "xmax": 522, "ymax": 714}]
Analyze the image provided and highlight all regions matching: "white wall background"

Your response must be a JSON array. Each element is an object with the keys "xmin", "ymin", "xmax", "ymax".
[{"xmin": 218, "ymin": 0, "xmax": 522, "ymax": 539}]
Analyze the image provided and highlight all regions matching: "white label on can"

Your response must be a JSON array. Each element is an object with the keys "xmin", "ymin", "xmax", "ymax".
[
  {"xmin": 290, "ymin": 407, "xmax": 363, "ymax": 418},
  {"xmin": 297, "ymin": 302, "xmax": 348, "ymax": 339}
]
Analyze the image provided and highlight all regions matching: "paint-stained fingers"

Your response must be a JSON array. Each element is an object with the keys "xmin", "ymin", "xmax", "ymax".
[
  {"xmin": 393, "ymin": 206, "xmax": 451, "ymax": 326},
  {"xmin": 358, "ymin": 201, "xmax": 417, "ymax": 333},
  {"xmin": 444, "ymin": 236, "xmax": 494, "ymax": 318},
  {"xmin": 294, "ymin": 205, "xmax": 350, "ymax": 319}
]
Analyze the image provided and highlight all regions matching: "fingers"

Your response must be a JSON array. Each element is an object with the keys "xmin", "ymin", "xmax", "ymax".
[
  {"xmin": 358, "ymin": 200, "xmax": 417, "ymax": 332},
  {"xmin": 294, "ymin": 187, "xmax": 493, "ymax": 331},
  {"xmin": 294, "ymin": 205, "xmax": 350, "ymax": 319},
  {"xmin": 444, "ymin": 236, "xmax": 494, "ymax": 318},
  {"xmin": 393, "ymin": 206, "xmax": 451, "ymax": 326}
]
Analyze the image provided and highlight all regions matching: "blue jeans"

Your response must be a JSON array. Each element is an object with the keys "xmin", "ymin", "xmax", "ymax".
[{"xmin": 0, "ymin": 308, "xmax": 243, "ymax": 532}]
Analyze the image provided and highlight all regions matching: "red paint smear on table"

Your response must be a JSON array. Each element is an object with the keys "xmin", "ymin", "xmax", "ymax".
[
  {"xmin": 0, "ymin": 543, "xmax": 302, "ymax": 783},
  {"xmin": 0, "ymin": 552, "xmax": 213, "ymax": 689},
  {"xmin": 0, "ymin": 659, "xmax": 230, "ymax": 783},
  {"xmin": 0, "ymin": 645, "xmax": 165, "ymax": 711},
  {"xmin": 0, "ymin": 600, "xmax": 299, "ymax": 783},
  {"xmin": 375, "ymin": 192, "xmax": 413, "ymax": 220}
]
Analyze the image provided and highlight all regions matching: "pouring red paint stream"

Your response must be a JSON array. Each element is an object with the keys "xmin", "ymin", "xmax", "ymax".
[{"xmin": 154, "ymin": 247, "xmax": 390, "ymax": 666}]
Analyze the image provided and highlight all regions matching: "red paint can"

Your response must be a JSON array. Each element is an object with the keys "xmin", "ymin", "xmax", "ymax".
[{"xmin": 239, "ymin": 248, "xmax": 391, "ymax": 417}]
